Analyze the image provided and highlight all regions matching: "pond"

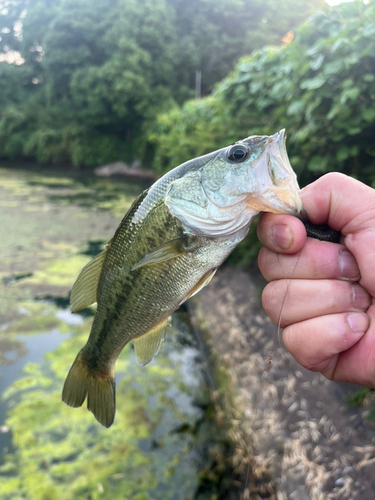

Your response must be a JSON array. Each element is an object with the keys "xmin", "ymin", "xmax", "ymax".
[{"xmin": 0, "ymin": 166, "xmax": 239, "ymax": 500}]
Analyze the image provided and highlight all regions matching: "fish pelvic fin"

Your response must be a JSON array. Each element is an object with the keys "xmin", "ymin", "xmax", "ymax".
[
  {"xmin": 180, "ymin": 268, "xmax": 217, "ymax": 305},
  {"xmin": 70, "ymin": 248, "xmax": 108, "ymax": 313},
  {"xmin": 134, "ymin": 318, "xmax": 170, "ymax": 366},
  {"xmin": 62, "ymin": 349, "xmax": 116, "ymax": 428}
]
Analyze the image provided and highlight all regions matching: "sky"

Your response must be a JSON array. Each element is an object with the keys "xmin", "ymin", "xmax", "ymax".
[{"xmin": 326, "ymin": 0, "xmax": 369, "ymax": 4}]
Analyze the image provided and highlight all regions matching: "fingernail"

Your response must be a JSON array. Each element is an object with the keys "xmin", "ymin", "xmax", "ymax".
[
  {"xmin": 272, "ymin": 224, "xmax": 294, "ymax": 250},
  {"xmin": 347, "ymin": 312, "xmax": 369, "ymax": 333},
  {"xmin": 340, "ymin": 250, "xmax": 360, "ymax": 280},
  {"xmin": 352, "ymin": 284, "xmax": 371, "ymax": 310}
]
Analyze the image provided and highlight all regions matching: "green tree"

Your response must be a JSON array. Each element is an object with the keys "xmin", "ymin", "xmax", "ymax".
[
  {"xmin": 0, "ymin": 0, "xmax": 323, "ymax": 166},
  {"xmin": 0, "ymin": 0, "xmax": 179, "ymax": 164},
  {"xmin": 169, "ymin": 0, "xmax": 324, "ymax": 96}
]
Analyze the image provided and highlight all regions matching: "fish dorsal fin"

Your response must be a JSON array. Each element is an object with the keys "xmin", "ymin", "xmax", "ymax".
[
  {"xmin": 70, "ymin": 248, "xmax": 108, "ymax": 313},
  {"xmin": 180, "ymin": 268, "xmax": 217, "ymax": 305},
  {"xmin": 131, "ymin": 237, "xmax": 188, "ymax": 271},
  {"xmin": 133, "ymin": 319, "xmax": 169, "ymax": 366}
]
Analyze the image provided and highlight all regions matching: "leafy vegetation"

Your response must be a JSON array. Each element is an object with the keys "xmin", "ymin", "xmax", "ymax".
[
  {"xmin": 0, "ymin": 0, "xmax": 322, "ymax": 166},
  {"xmin": 345, "ymin": 387, "xmax": 373, "ymax": 408},
  {"xmin": 345, "ymin": 387, "xmax": 375, "ymax": 427},
  {"xmin": 151, "ymin": 1, "xmax": 375, "ymax": 190},
  {"xmin": 150, "ymin": 0, "xmax": 375, "ymax": 265}
]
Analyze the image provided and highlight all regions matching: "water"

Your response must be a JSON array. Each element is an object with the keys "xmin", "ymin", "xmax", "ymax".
[{"xmin": 0, "ymin": 166, "xmax": 234, "ymax": 500}]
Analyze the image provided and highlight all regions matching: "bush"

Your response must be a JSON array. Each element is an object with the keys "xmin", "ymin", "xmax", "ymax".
[
  {"xmin": 150, "ymin": 1, "xmax": 375, "ymax": 265},
  {"xmin": 151, "ymin": 1, "xmax": 375, "ymax": 189}
]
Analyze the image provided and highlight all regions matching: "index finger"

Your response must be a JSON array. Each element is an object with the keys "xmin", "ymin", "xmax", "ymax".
[{"xmin": 257, "ymin": 212, "xmax": 307, "ymax": 255}]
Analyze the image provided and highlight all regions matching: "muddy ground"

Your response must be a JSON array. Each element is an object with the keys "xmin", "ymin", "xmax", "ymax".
[{"xmin": 192, "ymin": 266, "xmax": 375, "ymax": 499}]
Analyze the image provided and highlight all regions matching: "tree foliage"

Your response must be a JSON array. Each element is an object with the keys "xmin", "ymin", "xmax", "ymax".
[
  {"xmin": 151, "ymin": 1, "xmax": 375, "ymax": 190},
  {"xmin": 149, "ymin": 0, "xmax": 375, "ymax": 266},
  {"xmin": 0, "ymin": 0, "xmax": 322, "ymax": 166}
]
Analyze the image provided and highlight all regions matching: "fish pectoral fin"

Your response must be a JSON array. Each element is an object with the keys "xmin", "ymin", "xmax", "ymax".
[
  {"xmin": 134, "ymin": 319, "xmax": 170, "ymax": 366},
  {"xmin": 70, "ymin": 248, "xmax": 108, "ymax": 313},
  {"xmin": 131, "ymin": 237, "xmax": 188, "ymax": 271},
  {"xmin": 180, "ymin": 268, "xmax": 217, "ymax": 305}
]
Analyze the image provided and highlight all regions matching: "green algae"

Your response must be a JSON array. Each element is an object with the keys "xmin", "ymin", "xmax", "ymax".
[
  {"xmin": 0, "ymin": 165, "xmax": 238, "ymax": 500},
  {"xmin": 0, "ymin": 166, "xmax": 145, "ymax": 218},
  {"xmin": 27, "ymin": 255, "xmax": 92, "ymax": 287},
  {"xmin": 0, "ymin": 318, "xmax": 207, "ymax": 500}
]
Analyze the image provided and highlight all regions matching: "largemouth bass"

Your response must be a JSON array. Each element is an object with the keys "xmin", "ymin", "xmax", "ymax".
[{"xmin": 63, "ymin": 129, "xmax": 305, "ymax": 427}]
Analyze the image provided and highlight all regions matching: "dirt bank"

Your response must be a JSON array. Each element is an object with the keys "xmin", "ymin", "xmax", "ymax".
[{"xmin": 192, "ymin": 266, "xmax": 375, "ymax": 500}]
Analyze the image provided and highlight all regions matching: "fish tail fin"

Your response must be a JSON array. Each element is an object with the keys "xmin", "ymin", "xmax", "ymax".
[{"xmin": 62, "ymin": 349, "xmax": 116, "ymax": 428}]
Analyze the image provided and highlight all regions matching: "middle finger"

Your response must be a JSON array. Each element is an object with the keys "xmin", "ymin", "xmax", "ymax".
[{"xmin": 262, "ymin": 279, "xmax": 371, "ymax": 327}]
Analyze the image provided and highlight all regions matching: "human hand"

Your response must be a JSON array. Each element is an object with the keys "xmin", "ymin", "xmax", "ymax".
[{"xmin": 257, "ymin": 173, "xmax": 375, "ymax": 387}]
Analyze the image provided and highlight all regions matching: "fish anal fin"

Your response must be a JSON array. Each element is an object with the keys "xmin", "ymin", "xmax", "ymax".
[
  {"xmin": 180, "ymin": 268, "xmax": 217, "ymax": 305},
  {"xmin": 131, "ymin": 237, "xmax": 188, "ymax": 271},
  {"xmin": 70, "ymin": 248, "xmax": 107, "ymax": 313},
  {"xmin": 134, "ymin": 319, "xmax": 170, "ymax": 366},
  {"xmin": 62, "ymin": 349, "xmax": 116, "ymax": 428}
]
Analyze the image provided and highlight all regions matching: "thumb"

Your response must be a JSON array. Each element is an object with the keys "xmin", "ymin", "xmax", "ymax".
[{"xmin": 301, "ymin": 172, "xmax": 375, "ymax": 297}]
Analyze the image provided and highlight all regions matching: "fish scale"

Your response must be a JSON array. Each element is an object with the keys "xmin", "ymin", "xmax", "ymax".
[
  {"xmin": 62, "ymin": 129, "xmax": 317, "ymax": 427},
  {"xmin": 93, "ymin": 202, "xmax": 234, "ymax": 348}
]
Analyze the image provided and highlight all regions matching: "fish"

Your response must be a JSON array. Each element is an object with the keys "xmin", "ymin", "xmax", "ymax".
[{"xmin": 62, "ymin": 129, "xmax": 305, "ymax": 427}]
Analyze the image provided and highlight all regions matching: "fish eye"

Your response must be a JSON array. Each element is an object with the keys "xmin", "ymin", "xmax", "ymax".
[{"xmin": 227, "ymin": 145, "xmax": 249, "ymax": 163}]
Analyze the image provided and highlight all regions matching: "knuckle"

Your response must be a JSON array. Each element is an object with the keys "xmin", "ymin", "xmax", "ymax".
[
  {"xmin": 262, "ymin": 281, "xmax": 284, "ymax": 321},
  {"xmin": 326, "ymin": 281, "xmax": 350, "ymax": 310},
  {"xmin": 305, "ymin": 241, "xmax": 339, "ymax": 279},
  {"xmin": 283, "ymin": 324, "xmax": 299, "ymax": 356},
  {"xmin": 284, "ymin": 322, "xmax": 323, "ymax": 370},
  {"xmin": 257, "ymin": 248, "xmax": 276, "ymax": 280},
  {"xmin": 257, "ymin": 247, "xmax": 268, "ymax": 275},
  {"xmin": 324, "ymin": 172, "xmax": 347, "ymax": 183}
]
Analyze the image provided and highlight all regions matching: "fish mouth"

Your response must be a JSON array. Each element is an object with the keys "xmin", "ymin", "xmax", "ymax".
[
  {"xmin": 245, "ymin": 129, "xmax": 304, "ymax": 218},
  {"xmin": 295, "ymin": 207, "xmax": 309, "ymax": 222},
  {"xmin": 276, "ymin": 130, "xmax": 306, "ymax": 218},
  {"xmin": 275, "ymin": 129, "xmax": 288, "ymax": 166}
]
